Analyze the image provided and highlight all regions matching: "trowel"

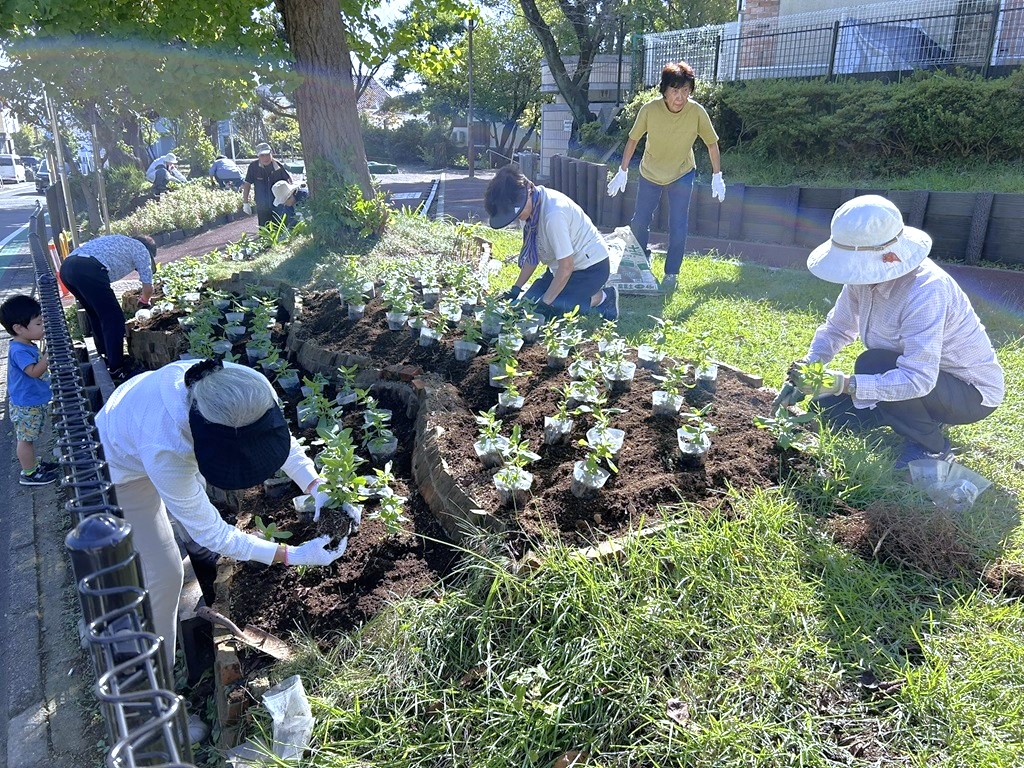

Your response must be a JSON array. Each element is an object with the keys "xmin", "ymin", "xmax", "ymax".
[{"xmin": 197, "ymin": 605, "xmax": 294, "ymax": 661}]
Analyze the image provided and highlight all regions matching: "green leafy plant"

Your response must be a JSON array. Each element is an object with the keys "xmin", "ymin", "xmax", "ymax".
[
  {"xmin": 475, "ymin": 407, "xmax": 504, "ymax": 442},
  {"xmin": 316, "ymin": 425, "xmax": 367, "ymax": 510},
  {"xmin": 652, "ymin": 363, "xmax": 695, "ymax": 397},
  {"xmin": 254, "ymin": 516, "xmax": 293, "ymax": 542},
  {"xmin": 794, "ymin": 360, "xmax": 838, "ymax": 398},
  {"xmin": 753, "ymin": 411, "xmax": 816, "ymax": 451},
  {"xmin": 678, "ymin": 407, "xmax": 718, "ymax": 445},
  {"xmin": 498, "ymin": 424, "xmax": 541, "ymax": 471},
  {"xmin": 373, "ymin": 492, "xmax": 408, "ymax": 537},
  {"xmin": 579, "ymin": 438, "xmax": 619, "ymax": 476}
]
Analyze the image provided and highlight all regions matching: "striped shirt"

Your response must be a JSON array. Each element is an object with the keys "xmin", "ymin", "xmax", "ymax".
[
  {"xmin": 807, "ymin": 258, "xmax": 1004, "ymax": 408},
  {"xmin": 72, "ymin": 234, "xmax": 154, "ymax": 284}
]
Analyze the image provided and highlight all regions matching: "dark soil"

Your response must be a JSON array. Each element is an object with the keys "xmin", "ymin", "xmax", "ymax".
[
  {"xmin": 229, "ymin": 386, "xmax": 457, "ymax": 640},
  {"xmin": 297, "ymin": 289, "xmax": 792, "ymax": 548}
]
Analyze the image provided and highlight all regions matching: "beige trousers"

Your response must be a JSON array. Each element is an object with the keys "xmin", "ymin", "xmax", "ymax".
[{"xmin": 115, "ymin": 476, "xmax": 184, "ymax": 672}]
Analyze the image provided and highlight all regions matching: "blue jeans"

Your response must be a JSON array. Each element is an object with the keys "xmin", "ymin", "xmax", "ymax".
[
  {"xmin": 524, "ymin": 259, "xmax": 610, "ymax": 316},
  {"xmin": 629, "ymin": 170, "xmax": 694, "ymax": 276},
  {"xmin": 813, "ymin": 349, "xmax": 995, "ymax": 453}
]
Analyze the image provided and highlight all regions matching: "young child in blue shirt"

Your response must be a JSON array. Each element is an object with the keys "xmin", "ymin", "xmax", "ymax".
[{"xmin": 1, "ymin": 295, "xmax": 57, "ymax": 486}]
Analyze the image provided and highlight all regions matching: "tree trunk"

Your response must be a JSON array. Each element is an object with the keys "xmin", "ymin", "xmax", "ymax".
[{"xmin": 277, "ymin": 0, "xmax": 373, "ymax": 198}]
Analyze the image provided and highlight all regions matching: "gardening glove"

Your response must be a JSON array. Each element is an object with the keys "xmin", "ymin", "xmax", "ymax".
[
  {"xmin": 501, "ymin": 285, "xmax": 522, "ymax": 301},
  {"xmin": 242, "ymin": 202, "xmax": 252, "ymax": 215},
  {"xmin": 287, "ymin": 535, "xmax": 347, "ymax": 567},
  {"xmin": 770, "ymin": 382, "xmax": 804, "ymax": 414},
  {"xmin": 711, "ymin": 172, "xmax": 726, "ymax": 202},
  {"xmin": 812, "ymin": 369, "xmax": 848, "ymax": 399},
  {"xmin": 342, "ymin": 501, "xmax": 361, "ymax": 533},
  {"xmin": 607, "ymin": 167, "xmax": 628, "ymax": 197},
  {"xmin": 311, "ymin": 482, "xmax": 330, "ymax": 523},
  {"xmin": 535, "ymin": 301, "xmax": 557, "ymax": 320}
]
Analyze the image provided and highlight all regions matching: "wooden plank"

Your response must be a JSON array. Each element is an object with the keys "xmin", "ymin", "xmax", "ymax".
[
  {"xmin": 740, "ymin": 186, "xmax": 791, "ymax": 243},
  {"xmin": 989, "ymin": 193, "xmax": 1024, "ymax": 219},
  {"xmin": 983, "ymin": 218, "xmax": 1024, "ymax": 266},
  {"xmin": 798, "ymin": 187, "xmax": 844, "ymax": 209},
  {"xmin": 794, "ymin": 205, "xmax": 832, "ymax": 248},
  {"xmin": 926, "ymin": 191, "xmax": 977, "ymax": 217}
]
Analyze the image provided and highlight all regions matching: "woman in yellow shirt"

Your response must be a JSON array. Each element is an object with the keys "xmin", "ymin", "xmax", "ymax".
[{"xmin": 607, "ymin": 61, "xmax": 725, "ymax": 294}]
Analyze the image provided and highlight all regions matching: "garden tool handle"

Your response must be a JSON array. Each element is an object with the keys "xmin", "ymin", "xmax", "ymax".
[{"xmin": 196, "ymin": 605, "xmax": 245, "ymax": 637}]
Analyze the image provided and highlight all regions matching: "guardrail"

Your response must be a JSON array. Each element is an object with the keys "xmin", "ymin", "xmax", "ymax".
[{"xmin": 28, "ymin": 204, "xmax": 196, "ymax": 768}]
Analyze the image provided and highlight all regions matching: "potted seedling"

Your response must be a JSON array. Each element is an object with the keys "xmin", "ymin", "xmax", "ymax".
[
  {"xmin": 224, "ymin": 322, "xmax": 247, "ymax": 343},
  {"xmin": 544, "ymin": 385, "xmax": 580, "ymax": 445},
  {"xmin": 593, "ymin": 320, "xmax": 624, "ymax": 353},
  {"xmin": 420, "ymin": 279, "xmax": 441, "ymax": 309},
  {"xmin": 296, "ymin": 391, "xmax": 333, "ymax": 430},
  {"xmin": 276, "ymin": 363, "xmax": 301, "ymax": 396},
  {"xmin": 341, "ymin": 279, "xmax": 366, "ymax": 321},
  {"xmin": 585, "ymin": 400, "xmax": 626, "ymax": 455},
  {"xmin": 571, "ymin": 440, "xmax": 618, "ymax": 499},
  {"xmin": 418, "ymin": 313, "xmax": 443, "ymax": 347},
  {"xmin": 793, "ymin": 360, "xmax": 840, "ymax": 399},
  {"xmin": 601, "ymin": 342, "xmax": 637, "ymax": 393},
  {"xmin": 753, "ymin": 411, "xmax": 816, "ymax": 451},
  {"xmin": 364, "ymin": 421, "xmax": 398, "ymax": 464},
  {"xmin": 211, "ymin": 338, "xmax": 234, "ymax": 356},
  {"xmin": 362, "ymin": 460, "xmax": 396, "ymax": 501},
  {"xmin": 488, "ymin": 351, "xmax": 521, "ymax": 389},
  {"xmin": 315, "ymin": 425, "xmax": 367, "ymax": 526},
  {"xmin": 493, "ymin": 425, "xmax": 540, "ymax": 508},
  {"xmin": 638, "ymin": 317, "xmax": 674, "ymax": 371},
  {"xmin": 516, "ymin": 300, "xmax": 544, "ymax": 343},
  {"xmin": 473, "ymin": 407, "xmax": 509, "ymax": 469},
  {"xmin": 384, "ymin": 284, "xmax": 413, "ymax": 331},
  {"xmin": 690, "ymin": 332, "xmax": 718, "ymax": 393},
  {"xmin": 566, "ymin": 366, "xmax": 603, "ymax": 409},
  {"xmin": 676, "ymin": 408, "xmax": 717, "ymax": 468},
  {"xmin": 651, "ymin": 362, "xmax": 693, "ymax": 417},
  {"xmin": 480, "ymin": 295, "xmax": 507, "ymax": 339},
  {"xmin": 453, "ymin": 316, "xmax": 483, "ymax": 361},
  {"xmin": 407, "ymin": 305, "xmax": 427, "ymax": 339},
  {"xmin": 335, "ymin": 364, "xmax": 360, "ymax": 406},
  {"xmin": 497, "ymin": 378, "xmax": 526, "ymax": 417},
  {"xmin": 224, "ymin": 305, "xmax": 245, "ymax": 324},
  {"xmin": 438, "ymin": 297, "xmax": 463, "ymax": 327},
  {"xmin": 540, "ymin": 317, "xmax": 570, "ymax": 369},
  {"xmin": 301, "ymin": 373, "xmax": 330, "ymax": 399},
  {"xmin": 359, "ymin": 390, "xmax": 393, "ymax": 429},
  {"xmin": 260, "ymin": 348, "xmax": 287, "ymax": 376},
  {"xmin": 372, "ymin": 491, "xmax": 409, "ymax": 537},
  {"xmin": 568, "ymin": 357, "xmax": 597, "ymax": 380}
]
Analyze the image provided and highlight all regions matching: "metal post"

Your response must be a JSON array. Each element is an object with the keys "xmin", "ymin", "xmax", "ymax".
[
  {"xmin": 982, "ymin": 1, "xmax": 1002, "ymax": 78},
  {"xmin": 467, "ymin": 18, "xmax": 476, "ymax": 178},
  {"xmin": 826, "ymin": 20, "xmax": 841, "ymax": 80},
  {"xmin": 229, "ymin": 119, "xmax": 236, "ymax": 160},
  {"xmin": 91, "ymin": 123, "xmax": 111, "ymax": 235},
  {"xmin": 616, "ymin": 17, "xmax": 625, "ymax": 105},
  {"xmin": 44, "ymin": 89, "xmax": 80, "ymax": 249},
  {"xmin": 713, "ymin": 34, "xmax": 722, "ymax": 83}
]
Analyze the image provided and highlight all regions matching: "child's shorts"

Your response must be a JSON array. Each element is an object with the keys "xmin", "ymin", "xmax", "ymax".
[{"xmin": 10, "ymin": 404, "xmax": 47, "ymax": 443}]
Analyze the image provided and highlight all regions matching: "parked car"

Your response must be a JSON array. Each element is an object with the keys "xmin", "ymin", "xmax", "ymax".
[
  {"xmin": 0, "ymin": 154, "xmax": 27, "ymax": 184},
  {"xmin": 35, "ymin": 157, "xmax": 50, "ymax": 194}
]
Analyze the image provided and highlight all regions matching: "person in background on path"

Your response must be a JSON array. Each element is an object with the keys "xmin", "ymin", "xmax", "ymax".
[
  {"xmin": 241, "ymin": 143, "xmax": 292, "ymax": 228},
  {"xmin": 485, "ymin": 164, "xmax": 619, "ymax": 321},
  {"xmin": 59, "ymin": 234, "xmax": 157, "ymax": 383},
  {"xmin": 1, "ymin": 295, "xmax": 58, "ymax": 486},
  {"xmin": 607, "ymin": 61, "xmax": 725, "ymax": 295},
  {"xmin": 95, "ymin": 359, "xmax": 351, "ymax": 673},
  {"xmin": 209, "ymin": 154, "xmax": 244, "ymax": 190},
  {"xmin": 271, "ymin": 180, "xmax": 308, "ymax": 228},
  {"xmin": 146, "ymin": 152, "xmax": 187, "ymax": 184},
  {"xmin": 781, "ymin": 195, "xmax": 1004, "ymax": 469}
]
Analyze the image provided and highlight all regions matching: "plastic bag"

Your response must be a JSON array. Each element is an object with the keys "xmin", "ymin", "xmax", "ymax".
[
  {"xmin": 262, "ymin": 675, "xmax": 314, "ymax": 760},
  {"xmin": 602, "ymin": 227, "xmax": 660, "ymax": 295},
  {"xmin": 908, "ymin": 460, "xmax": 991, "ymax": 512}
]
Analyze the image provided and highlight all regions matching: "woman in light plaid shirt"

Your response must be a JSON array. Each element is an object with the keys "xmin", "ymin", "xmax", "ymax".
[{"xmin": 785, "ymin": 195, "xmax": 1004, "ymax": 469}]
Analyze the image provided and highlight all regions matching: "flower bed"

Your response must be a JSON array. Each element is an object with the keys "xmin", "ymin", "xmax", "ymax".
[{"xmin": 110, "ymin": 183, "xmax": 241, "ymax": 237}]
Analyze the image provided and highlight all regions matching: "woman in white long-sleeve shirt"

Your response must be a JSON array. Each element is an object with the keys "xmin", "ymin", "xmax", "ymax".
[{"xmin": 96, "ymin": 359, "xmax": 350, "ymax": 669}]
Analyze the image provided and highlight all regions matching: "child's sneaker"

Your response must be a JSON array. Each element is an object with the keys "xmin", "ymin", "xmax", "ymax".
[
  {"xmin": 39, "ymin": 460, "xmax": 60, "ymax": 473},
  {"xmin": 20, "ymin": 465, "xmax": 57, "ymax": 486}
]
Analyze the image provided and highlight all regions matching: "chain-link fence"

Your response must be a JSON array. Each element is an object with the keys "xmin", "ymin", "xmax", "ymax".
[{"xmin": 636, "ymin": 0, "xmax": 1023, "ymax": 88}]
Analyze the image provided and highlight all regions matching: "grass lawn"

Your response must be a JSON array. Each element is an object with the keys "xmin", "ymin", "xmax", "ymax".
[{"xmin": 213, "ymin": 215, "xmax": 1024, "ymax": 767}]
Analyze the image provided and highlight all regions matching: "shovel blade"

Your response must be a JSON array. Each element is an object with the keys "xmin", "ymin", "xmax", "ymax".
[{"xmin": 240, "ymin": 625, "xmax": 294, "ymax": 661}]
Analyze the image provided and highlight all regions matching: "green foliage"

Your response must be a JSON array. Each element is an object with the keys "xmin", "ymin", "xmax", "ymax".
[
  {"xmin": 254, "ymin": 515, "xmax": 292, "ymax": 542},
  {"xmin": 360, "ymin": 116, "xmax": 432, "ymax": 165},
  {"xmin": 12, "ymin": 124, "xmax": 45, "ymax": 157},
  {"xmin": 173, "ymin": 113, "xmax": 218, "ymax": 178},
  {"xmin": 110, "ymin": 183, "xmax": 239, "ymax": 235},
  {"xmin": 266, "ymin": 113, "xmax": 302, "ymax": 158},
  {"xmin": 306, "ymin": 161, "xmax": 390, "ymax": 243},
  {"xmin": 104, "ymin": 165, "xmax": 149, "ymax": 219}
]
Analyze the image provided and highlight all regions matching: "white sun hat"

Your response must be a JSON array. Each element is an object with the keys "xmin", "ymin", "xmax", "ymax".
[
  {"xmin": 272, "ymin": 180, "xmax": 300, "ymax": 207},
  {"xmin": 163, "ymin": 152, "xmax": 178, "ymax": 164},
  {"xmin": 807, "ymin": 195, "xmax": 932, "ymax": 285}
]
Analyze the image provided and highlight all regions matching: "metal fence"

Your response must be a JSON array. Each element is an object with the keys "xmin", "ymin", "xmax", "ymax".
[
  {"xmin": 637, "ymin": 0, "xmax": 1024, "ymax": 87},
  {"xmin": 28, "ymin": 204, "xmax": 196, "ymax": 767}
]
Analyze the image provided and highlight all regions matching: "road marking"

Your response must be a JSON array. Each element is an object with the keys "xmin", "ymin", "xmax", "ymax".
[{"xmin": 0, "ymin": 223, "xmax": 29, "ymax": 252}]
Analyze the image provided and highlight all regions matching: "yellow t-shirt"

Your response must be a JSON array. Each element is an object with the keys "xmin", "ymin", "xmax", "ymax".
[{"xmin": 628, "ymin": 98, "xmax": 719, "ymax": 185}]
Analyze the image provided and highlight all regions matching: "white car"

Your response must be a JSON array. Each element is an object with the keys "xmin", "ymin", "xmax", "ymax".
[{"xmin": 0, "ymin": 154, "xmax": 27, "ymax": 184}]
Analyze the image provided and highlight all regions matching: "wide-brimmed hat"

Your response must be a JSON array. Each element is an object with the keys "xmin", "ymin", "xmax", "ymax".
[
  {"xmin": 272, "ymin": 180, "xmax": 300, "ymax": 207},
  {"xmin": 163, "ymin": 152, "xmax": 178, "ymax": 164},
  {"xmin": 186, "ymin": 360, "xmax": 291, "ymax": 490},
  {"xmin": 487, "ymin": 185, "xmax": 529, "ymax": 229},
  {"xmin": 255, "ymin": 143, "xmax": 272, "ymax": 156},
  {"xmin": 807, "ymin": 195, "xmax": 931, "ymax": 285}
]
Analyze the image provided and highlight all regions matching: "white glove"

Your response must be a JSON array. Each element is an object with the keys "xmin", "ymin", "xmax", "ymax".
[
  {"xmin": 311, "ymin": 484, "xmax": 330, "ymax": 523},
  {"xmin": 805, "ymin": 369, "xmax": 847, "ymax": 399},
  {"xmin": 287, "ymin": 535, "xmax": 347, "ymax": 567},
  {"xmin": 607, "ymin": 168, "xmax": 627, "ymax": 197},
  {"xmin": 711, "ymin": 172, "xmax": 726, "ymax": 202},
  {"xmin": 341, "ymin": 501, "xmax": 362, "ymax": 532},
  {"xmin": 242, "ymin": 202, "xmax": 252, "ymax": 215}
]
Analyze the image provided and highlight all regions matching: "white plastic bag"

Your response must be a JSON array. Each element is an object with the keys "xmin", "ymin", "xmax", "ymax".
[
  {"xmin": 262, "ymin": 675, "xmax": 314, "ymax": 760},
  {"xmin": 601, "ymin": 227, "xmax": 660, "ymax": 295}
]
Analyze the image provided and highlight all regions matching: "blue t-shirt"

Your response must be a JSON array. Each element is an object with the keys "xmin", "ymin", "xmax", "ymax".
[{"xmin": 7, "ymin": 341, "xmax": 51, "ymax": 407}]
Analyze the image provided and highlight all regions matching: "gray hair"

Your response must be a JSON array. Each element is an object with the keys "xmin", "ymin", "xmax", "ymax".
[{"xmin": 188, "ymin": 365, "xmax": 277, "ymax": 427}]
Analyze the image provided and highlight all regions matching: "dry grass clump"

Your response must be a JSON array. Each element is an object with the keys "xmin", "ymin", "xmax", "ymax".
[
  {"xmin": 982, "ymin": 559, "xmax": 1024, "ymax": 597},
  {"xmin": 826, "ymin": 502, "xmax": 980, "ymax": 579}
]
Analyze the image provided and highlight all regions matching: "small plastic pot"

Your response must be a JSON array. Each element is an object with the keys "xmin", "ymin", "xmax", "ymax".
[
  {"xmin": 296, "ymin": 404, "xmax": 318, "ymax": 430},
  {"xmin": 419, "ymin": 327, "xmax": 441, "ymax": 346},
  {"xmin": 362, "ymin": 408, "xmax": 393, "ymax": 427},
  {"xmin": 494, "ymin": 468, "xmax": 533, "ymax": 508},
  {"xmin": 637, "ymin": 344, "xmax": 665, "ymax": 372},
  {"xmin": 603, "ymin": 361, "xmax": 638, "ymax": 393},
  {"xmin": 367, "ymin": 436, "xmax": 398, "ymax": 464},
  {"xmin": 241, "ymin": 299, "xmax": 259, "ymax": 309},
  {"xmin": 263, "ymin": 475, "xmax": 293, "ymax": 499},
  {"xmin": 212, "ymin": 299, "xmax": 231, "ymax": 311},
  {"xmin": 474, "ymin": 437, "xmax": 509, "ymax": 469},
  {"xmin": 481, "ymin": 318, "xmax": 502, "ymax": 338},
  {"xmin": 496, "ymin": 333, "xmax": 524, "ymax": 353},
  {"xmin": 695, "ymin": 364, "xmax": 719, "ymax": 393},
  {"xmin": 386, "ymin": 312, "xmax": 409, "ymax": 331},
  {"xmin": 348, "ymin": 303, "xmax": 366, "ymax": 321},
  {"xmin": 568, "ymin": 359, "xmax": 597, "ymax": 380},
  {"xmin": 546, "ymin": 347, "xmax": 570, "ymax": 369},
  {"xmin": 408, "ymin": 318, "xmax": 425, "ymax": 338},
  {"xmin": 211, "ymin": 339, "xmax": 234, "ymax": 355},
  {"xmin": 361, "ymin": 280, "xmax": 376, "ymax": 300},
  {"xmin": 177, "ymin": 317, "xmax": 194, "ymax": 331},
  {"xmin": 292, "ymin": 494, "xmax": 313, "ymax": 513},
  {"xmin": 454, "ymin": 340, "xmax": 482, "ymax": 361},
  {"xmin": 497, "ymin": 391, "xmax": 525, "ymax": 416},
  {"xmin": 571, "ymin": 461, "xmax": 611, "ymax": 499},
  {"xmin": 586, "ymin": 426, "xmax": 625, "ymax": 455},
  {"xmin": 566, "ymin": 383, "xmax": 600, "ymax": 409},
  {"xmin": 261, "ymin": 358, "xmax": 285, "ymax": 376},
  {"xmin": 225, "ymin": 311, "xmax": 245, "ymax": 324},
  {"xmin": 518, "ymin": 315, "xmax": 542, "ymax": 343},
  {"xmin": 336, "ymin": 390, "xmax": 358, "ymax": 407},
  {"xmin": 677, "ymin": 430, "xmax": 711, "ymax": 468},
  {"xmin": 543, "ymin": 416, "xmax": 574, "ymax": 445},
  {"xmin": 488, "ymin": 364, "xmax": 510, "ymax": 389},
  {"xmin": 245, "ymin": 344, "xmax": 268, "ymax": 364},
  {"xmin": 278, "ymin": 373, "xmax": 300, "ymax": 396},
  {"xmin": 441, "ymin": 308, "xmax": 463, "ymax": 326},
  {"xmin": 224, "ymin": 324, "xmax": 246, "ymax": 343},
  {"xmin": 183, "ymin": 292, "xmax": 202, "ymax": 303},
  {"xmin": 597, "ymin": 338, "xmax": 627, "ymax": 354},
  {"xmin": 421, "ymin": 287, "xmax": 440, "ymax": 309},
  {"xmin": 652, "ymin": 390, "xmax": 685, "ymax": 417}
]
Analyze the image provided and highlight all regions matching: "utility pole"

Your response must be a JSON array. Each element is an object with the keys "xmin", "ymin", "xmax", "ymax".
[{"xmin": 467, "ymin": 17, "xmax": 476, "ymax": 178}]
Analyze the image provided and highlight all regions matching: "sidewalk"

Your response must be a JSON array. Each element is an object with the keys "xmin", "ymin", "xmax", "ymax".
[{"xmin": 0, "ymin": 233, "xmax": 96, "ymax": 768}]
